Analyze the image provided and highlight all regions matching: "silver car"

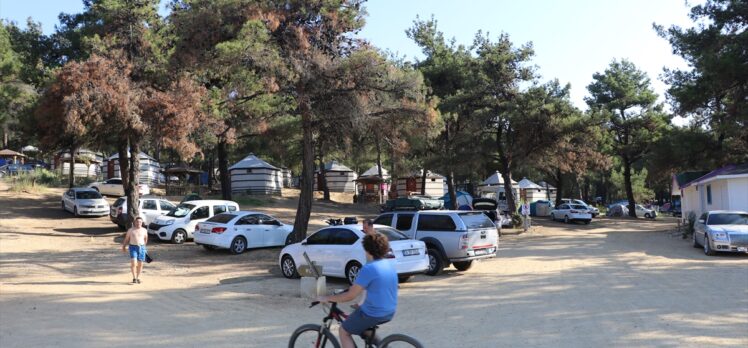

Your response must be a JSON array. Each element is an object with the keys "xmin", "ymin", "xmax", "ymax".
[{"xmin": 692, "ymin": 210, "xmax": 748, "ymax": 255}]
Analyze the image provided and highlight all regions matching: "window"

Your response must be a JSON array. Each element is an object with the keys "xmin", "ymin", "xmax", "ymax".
[
  {"xmin": 329, "ymin": 229, "xmax": 359, "ymax": 245},
  {"xmin": 459, "ymin": 212, "xmax": 495, "ymax": 229},
  {"xmin": 114, "ymin": 197, "xmax": 126, "ymax": 208},
  {"xmin": 108, "ymin": 179, "xmax": 122, "ymax": 185},
  {"xmin": 213, "ymin": 205, "xmax": 227, "ymax": 215},
  {"xmin": 142, "ymin": 200, "xmax": 157, "ymax": 210},
  {"xmin": 159, "ymin": 200, "xmax": 175, "ymax": 211},
  {"xmin": 373, "ymin": 214, "xmax": 393, "ymax": 227},
  {"xmin": 375, "ymin": 227, "xmax": 408, "ymax": 241},
  {"xmin": 191, "ymin": 206, "xmax": 210, "ymax": 219},
  {"xmin": 258, "ymin": 215, "xmax": 279, "ymax": 225},
  {"xmin": 306, "ymin": 229, "xmax": 333, "ymax": 245},
  {"xmin": 236, "ymin": 215, "xmax": 260, "ymax": 225},
  {"xmin": 207, "ymin": 214, "xmax": 237, "ymax": 224},
  {"xmin": 76, "ymin": 191, "xmax": 102, "ymax": 199},
  {"xmin": 417, "ymin": 214, "xmax": 457, "ymax": 231},
  {"xmin": 395, "ymin": 214, "xmax": 414, "ymax": 231},
  {"xmin": 228, "ymin": 205, "xmax": 238, "ymax": 212},
  {"xmin": 707, "ymin": 213, "xmax": 748, "ymax": 225},
  {"xmin": 706, "ymin": 185, "xmax": 712, "ymax": 205}
]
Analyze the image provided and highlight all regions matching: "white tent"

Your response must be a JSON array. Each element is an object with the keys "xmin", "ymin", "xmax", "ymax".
[
  {"xmin": 314, "ymin": 160, "xmax": 357, "ymax": 193},
  {"xmin": 518, "ymin": 178, "xmax": 542, "ymax": 189},
  {"xmin": 359, "ymin": 165, "xmax": 390, "ymax": 179},
  {"xmin": 103, "ymin": 152, "xmax": 160, "ymax": 185},
  {"xmin": 229, "ymin": 154, "xmax": 282, "ymax": 195}
]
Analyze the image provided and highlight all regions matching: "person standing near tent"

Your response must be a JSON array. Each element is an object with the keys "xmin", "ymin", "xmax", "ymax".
[{"xmin": 520, "ymin": 199, "xmax": 531, "ymax": 232}]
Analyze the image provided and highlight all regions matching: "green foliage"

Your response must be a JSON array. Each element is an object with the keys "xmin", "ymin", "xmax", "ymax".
[
  {"xmin": 684, "ymin": 211, "xmax": 697, "ymax": 237},
  {"xmin": 5, "ymin": 169, "xmax": 65, "ymax": 192},
  {"xmin": 610, "ymin": 167, "xmax": 654, "ymax": 202}
]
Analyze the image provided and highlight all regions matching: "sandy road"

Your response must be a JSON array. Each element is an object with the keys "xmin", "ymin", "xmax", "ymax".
[{"xmin": 1, "ymin": 184, "xmax": 746, "ymax": 347}]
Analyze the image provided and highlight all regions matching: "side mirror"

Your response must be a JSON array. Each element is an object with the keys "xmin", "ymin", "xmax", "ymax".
[{"xmin": 698, "ymin": 219, "xmax": 705, "ymax": 224}]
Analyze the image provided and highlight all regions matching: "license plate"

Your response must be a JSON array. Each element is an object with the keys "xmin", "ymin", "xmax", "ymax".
[
  {"xmin": 200, "ymin": 228, "xmax": 211, "ymax": 234},
  {"xmin": 474, "ymin": 249, "xmax": 487, "ymax": 255},
  {"xmin": 738, "ymin": 247, "xmax": 747, "ymax": 252},
  {"xmin": 402, "ymin": 249, "xmax": 419, "ymax": 256}
]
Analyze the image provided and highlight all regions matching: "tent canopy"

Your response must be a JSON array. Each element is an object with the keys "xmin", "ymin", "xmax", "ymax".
[
  {"xmin": 359, "ymin": 164, "xmax": 390, "ymax": 178},
  {"xmin": 0, "ymin": 149, "xmax": 26, "ymax": 157},
  {"xmin": 405, "ymin": 169, "xmax": 444, "ymax": 179},
  {"xmin": 518, "ymin": 178, "xmax": 542, "ymax": 190},
  {"xmin": 229, "ymin": 154, "xmax": 279, "ymax": 171},
  {"xmin": 481, "ymin": 171, "xmax": 517, "ymax": 186},
  {"xmin": 440, "ymin": 191, "xmax": 473, "ymax": 208}
]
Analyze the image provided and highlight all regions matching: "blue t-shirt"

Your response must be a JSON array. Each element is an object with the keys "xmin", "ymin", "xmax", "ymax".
[{"xmin": 354, "ymin": 259, "xmax": 398, "ymax": 318}]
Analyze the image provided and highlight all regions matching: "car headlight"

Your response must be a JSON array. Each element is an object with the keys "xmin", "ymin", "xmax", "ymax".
[
  {"xmin": 163, "ymin": 220, "xmax": 174, "ymax": 225},
  {"xmin": 712, "ymin": 232, "xmax": 728, "ymax": 241}
]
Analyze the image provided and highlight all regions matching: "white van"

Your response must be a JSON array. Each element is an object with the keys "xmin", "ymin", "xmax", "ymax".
[{"xmin": 148, "ymin": 200, "xmax": 239, "ymax": 244}]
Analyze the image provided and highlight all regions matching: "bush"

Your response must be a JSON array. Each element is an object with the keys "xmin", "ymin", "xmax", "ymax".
[
  {"xmin": 7, "ymin": 169, "xmax": 61, "ymax": 193},
  {"xmin": 511, "ymin": 213, "xmax": 523, "ymax": 228},
  {"xmin": 684, "ymin": 211, "xmax": 697, "ymax": 237}
]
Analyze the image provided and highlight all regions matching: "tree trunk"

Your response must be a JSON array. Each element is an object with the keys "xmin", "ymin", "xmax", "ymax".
[
  {"xmin": 68, "ymin": 146, "xmax": 77, "ymax": 188},
  {"xmin": 623, "ymin": 159, "xmax": 637, "ymax": 217},
  {"xmin": 420, "ymin": 168, "xmax": 427, "ymax": 195},
  {"xmin": 292, "ymin": 97, "xmax": 315, "ymax": 242},
  {"xmin": 207, "ymin": 148, "xmax": 215, "ymax": 190},
  {"xmin": 218, "ymin": 139, "xmax": 231, "ymax": 200},
  {"xmin": 446, "ymin": 171, "xmax": 457, "ymax": 210},
  {"xmin": 117, "ymin": 141, "xmax": 130, "ymax": 195},
  {"xmin": 375, "ymin": 136, "xmax": 383, "ymax": 203},
  {"xmin": 317, "ymin": 143, "xmax": 330, "ymax": 201},
  {"xmin": 389, "ymin": 147, "xmax": 396, "ymax": 199},
  {"xmin": 126, "ymin": 139, "xmax": 141, "ymax": 229},
  {"xmin": 554, "ymin": 168, "xmax": 564, "ymax": 207},
  {"xmin": 501, "ymin": 170, "xmax": 516, "ymax": 214},
  {"xmin": 496, "ymin": 124, "xmax": 516, "ymax": 213}
]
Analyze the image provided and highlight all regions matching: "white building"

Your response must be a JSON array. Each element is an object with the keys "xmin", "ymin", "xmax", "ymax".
[
  {"xmin": 477, "ymin": 171, "xmax": 519, "ymax": 202},
  {"xmin": 314, "ymin": 161, "xmax": 357, "ymax": 193},
  {"xmin": 229, "ymin": 154, "xmax": 282, "ymax": 195},
  {"xmin": 681, "ymin": 164, "xmax": 748, "ymax": 219},
  {"xmin": 396, "ymin": 170, "xmax": 445, "ymax": 197},
  {"xmin": 103, "ymin": 152, "xmax": 161, "ymax": 186}
]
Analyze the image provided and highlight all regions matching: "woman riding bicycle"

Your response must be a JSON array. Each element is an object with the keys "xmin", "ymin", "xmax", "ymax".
[{"xmin": 317, "ymin": 233, "xmax": 398, "ymax": 348}]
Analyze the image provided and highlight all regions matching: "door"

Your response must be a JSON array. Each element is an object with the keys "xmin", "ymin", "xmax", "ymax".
[
  {"xmin": 302, "ymin": 229, "xmax": 334, "ymax": 275},
  {"xmin": 141, "ymin": 199, "xmax": 160, "ymax": 224},
  {"xmin": 64, "ymin": 189, "xmax": 75, "ymax": 211},
  {"xmin": 695, "ymin": 213, "xmax": 708, "ymax": 245},
  {"xmin": 258, "ymin": 214, "xmax": 285, "ymax": 246},
  {"xmin": 393, "ymin": 213, "xmax": 416, "ymax": 238},
  {"xmin": 235, "ymin": 214, "xmax": 263, "ymax": 248},
  {"xmin": 324, "ymin": 229, "xmax": 360, "ymax": 275},
  {"xmin": 186, "ymin": 205, "xmax": 211, "ymax": 238}
]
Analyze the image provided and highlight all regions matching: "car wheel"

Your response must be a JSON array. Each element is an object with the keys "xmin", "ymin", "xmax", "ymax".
[
  {"xmin": 230, "ymin": 236, "xmax": 247, "ymax": 254},
  {"xmin": 692, "ymin": 232, "xmax": 700, "ymax": 248},
  {"xmin": 345, "ymin": 261, "xmax": 362, "ymax": 285},
  {"xmin": 171, "ymin": 229, "xmax": 187, "ymax": 244},
  {"xmin": 425, "ymin": 248, "xmax": 444, "ymax": 276},
  {"xmin": 73, "ymin": 206, "xmax": 80, "ymax": 217},
  {"xmin": 644, "ymin": 213, "xmax": 651, "ymax": 219},
  {"xmin": 203, "ymin": 245, "xmax": 217, "ymax": 251},
  {"xmin": 584, "ymin": 220, "xmax": 590, "ymax": 225},
  {"xmin": 564, "ymin": 215, "xmax": 570, "ymax": 224},
  {"xmin": 281, "ymin": 255, "xmax": 299, "ymax": 279},
  {"xmin": 398, "ymin": 275, "xmax": 412, "ymax": 283},
  {"xmin": 453, "ymin": 261, "xmax": 473, "ymax": 271},
  {"xmin": 703, "ymin": 235, "xmax": 716, "ymax": 256}
]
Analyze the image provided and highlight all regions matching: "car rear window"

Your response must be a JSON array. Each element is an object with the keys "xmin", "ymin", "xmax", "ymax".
[
  {"xmin": 707, "ymin": 213, "xmax": 748, "ymax": 225},
  {"xmin": 459, "ymin": 212, "xmax": 495, "ymax": 229},
  {"xmin": 375, "ymin": 227, "xmax": 409, "ymax": 241},
  {"xmin": 76, "ymin": 191, "xmax": 102, "ymax": 199},
  {"xmin": 417, "ymin": 214, "xmax": 456, "ymax": 231},
  {"xmin": 207, "ymin": 214, "xmax": 237, "ymax": 224},
  {"xmin": 570, "ymin": 204, "xmax": 587, "ymax": 210}
]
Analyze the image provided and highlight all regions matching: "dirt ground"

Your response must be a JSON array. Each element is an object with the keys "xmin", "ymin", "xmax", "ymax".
[{"xmin": 1, "ymin": 182, "xmax": 746, "ymax": 347}]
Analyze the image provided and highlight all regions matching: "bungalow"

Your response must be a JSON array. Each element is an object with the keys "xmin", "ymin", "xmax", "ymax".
[
  {"xmin": 681, "ymin": 164, "xmax": 748, "ymax": 220},
  {"xmin": 314, "ymin": 161, "xmax": 357, "ymax": 193},
  {"xmin": 229, "ymin": 154, "xmax": 282, "ymax": 195},
  {"xmin": 396, "ymin": 170, "xmax": 445, "ymax": 197}
]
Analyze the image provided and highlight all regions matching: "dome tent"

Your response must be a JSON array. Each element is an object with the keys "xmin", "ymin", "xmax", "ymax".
[{"xmin": 229, "ymin": 154, "xmax": 282, "ymax": 195}]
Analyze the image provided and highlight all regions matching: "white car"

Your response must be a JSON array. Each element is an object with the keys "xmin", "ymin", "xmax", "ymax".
[
  {"xmin": 61, "ymin": 188, "xmax": 110, "ymax": 217},
  {"xmin": 194, "ymin": 211, "xmax": 294, "ymax": 254},
  {"xmin": 550, "ymin": 203, "xmax": 592, "ymax": 224},
  {"xmin": 279, "ymin": 224, "xmax": 429, "ymax": 284},
  {"xmin": 109, "ymin": 196, "xmax": 176, "ymax": 229},
  {"xmin": 635, "ymin": 204, "xmax": 657, "ymax": 219},
  {"xmin": 148, "ymin": 200, "xmax": 239, "ymax": 244},
  {"xmin": 89, "ymin": 178, "xmax": 150, "ymax": 197},
  {"xmin": 693, "ymin": 210, "xmax": 748, "ymax": 255},
  {"xmin": 561, "ymin": 198, "xmax": 600, "ymax": 218}
]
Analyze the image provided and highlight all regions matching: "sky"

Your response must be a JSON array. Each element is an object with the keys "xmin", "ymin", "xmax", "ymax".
[{"xmin": 1, "ymin": 0, "xmax": 697, "ymax": 114}]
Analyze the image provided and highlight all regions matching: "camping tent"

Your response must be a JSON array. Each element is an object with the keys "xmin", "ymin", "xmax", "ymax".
[
  {"xmin": 103, "ymin": 152, "xmax": 161, "ymax": 185},
  {"xmin": 440, "ymin": 191, "xmax": 473, "ymax": 209},
  {"xmin": 314, "ymin": 161, "xmax": 357, "ymax": 193},
  {"xmin": 229, "ymin": 154, "xmax": 282, "ymax": 195},
  {"xmin": 54, "ymin": 149, "xmax": 103, "ymax": 179}
]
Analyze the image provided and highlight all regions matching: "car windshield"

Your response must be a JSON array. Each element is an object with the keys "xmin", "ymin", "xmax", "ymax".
[
  {"xmin": 113, "ymin": 197, "xmax": 126, "ymax": 207},
  {"xmin": 570, "ymin": 204, "xmax": 587, "ymax": 210},
  {"xmin": 206, "ymin": 213, "xmax": 237, "ymax": 224},
  {"xmin": 375, "ymin": 227, "xmax": 409, "ymax": 241},
  {"xmin": 459, "ymin": 212, "xmax": 495, "ymax": 229},
  {"xmin": 707, "ymin": 213, "xmax": 748, "ymax": 225},
  {"xmin": 167, "ymin": 203, "xmax": 195, "ymax": 217},
  {"xmin": 76, "ymin": 191, "xmax": 102, "ymax": 199}
]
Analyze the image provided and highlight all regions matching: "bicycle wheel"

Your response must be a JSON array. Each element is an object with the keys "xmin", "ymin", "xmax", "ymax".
[
  {"xmin": 380, "ymin": 333, "xmax": 424, "ymax": 348},
  {"xmin": 288, "ymin": 324, "xmax": 340, "ymax": 348}
]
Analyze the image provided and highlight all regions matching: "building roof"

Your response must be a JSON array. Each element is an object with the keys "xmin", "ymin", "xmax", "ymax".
[
  {"xmin": 359, "ymin": 165, "xmax": 390, "ymax": 178},
  {"xmin": 229, "ymin": 154, "xmax": 279, "ymax": 171},
  {"xmin": 318, "ymin": 160, "xmax": 354, "ymax": 172},
  {"xmin": 107, "ymin": 151, "xmax": 157, "ymax": 162},
  {"xmin": 537, "ymin": 181, "xmax": 557, "ymax": 190},
  {"xmin": 403, "ymin": 169, "xmax": 444, "ymax": 179},
  {"xmin": 480, "ymin": 171, "xmax": 518, "ymax": 186},
  {"xmin": 518, "ymin": 178, "xmax": 542, "ymax": 189},
  {"xmin": 0, "ymin": 149, "xmax": 26, "ymax": 157},
  {"xmin": 673, "ymin": 171, "xmax": 710, "ymax": 188},
  {"xmin": 683, "ymin": 163, "xmax": 748, "ymax": 188}
]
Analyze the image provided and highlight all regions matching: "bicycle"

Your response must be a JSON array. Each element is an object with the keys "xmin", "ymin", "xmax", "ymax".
[{"xmin": 289, "ymin": 301, "xmax": 424, "ymax": 348}]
